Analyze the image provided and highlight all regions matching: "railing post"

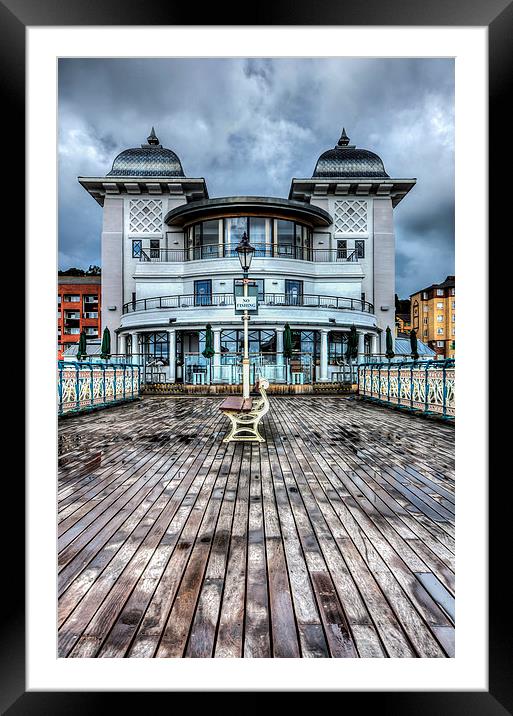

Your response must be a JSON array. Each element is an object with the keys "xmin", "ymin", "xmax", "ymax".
[
  {"xmin": 102, "ymin": 363, "xmax": 106, "ymax": 406},
  {"xmin": 89, "ymin": 363, "xmax": 94, "ymax": 408},
  {"xmin": 424, "ymin": 361, "xmax": 430, "ymax": 413},
  {"xmin": 410, "ymin": 362, "xmax": 414, "ymax": 410},
  {"xmin": 387, "ymin": 361, "xmax": 391, "ymax": 403},
  {"xmin": 58, "ymin": 362, "xmax": 63, "ymax": 415},
  {"xmin": 75, "ymin": 363, "xmax": 80, "ymax": 412},
  {"xmin": 397, "ymin": 364, "xmax": 402, "ymax": 408},
  {"xmin": 442, "ymin": 360, "xmax": 447, "ymax": 418}
]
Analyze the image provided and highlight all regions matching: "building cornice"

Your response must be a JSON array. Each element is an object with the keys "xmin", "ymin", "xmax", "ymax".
[
  {"xmin": 78, "ymin": 176, "xmax": 209, "ymax": 206},
  {"xmin": 288, "ymin": 177, "xmax": 417, "ymax": 207}
]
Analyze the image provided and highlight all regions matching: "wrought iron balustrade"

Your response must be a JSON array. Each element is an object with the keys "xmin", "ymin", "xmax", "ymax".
[
  {"xmin": 358, "ymin": 359, "xmax": 455, "ymax": 419},
  {"xmin": 58, "ymin": 361, "xmax": 141, "ymax": 415},
  {"xmin": 139, "ymin": 244, "xmax": 359, "ymax": 263},
  {"xmin": 123, "ymin": 292, "xmax": 373, "ymax": 314}
]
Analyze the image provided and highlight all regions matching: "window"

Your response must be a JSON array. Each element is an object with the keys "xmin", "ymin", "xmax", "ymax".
[
  {"xmin": 423, "ymin": 330, "xmax": 428, "ymax": 337},
  {"xmin": 63, "ymin": 294, "xmax": 80, "ymax": 302},
  {"xmin": 220, "ymin": 329, "xmax": 276, "ymax": 354},
  {"xmin": 224, "ymin": 217, "xmax": 248, "ymax": 257},
  {"xmin": 194, "ymin": 279, "xmax": 212, "ymax": 306},
  {"xmin": 437, "ymin": 341, "xmax": 445, "ymax": 347},
  {"xmin": 85, "ymin": 327, "xmax": 98, "ymax": 336},
  {"xmin": 150, "ymin": 239, "xmax": 160, "ymax": 259},
  {"xmin": 84, "ymin": 312, "xmax": 98, "ymax": 319},
  {"xmin": 451, "ymin": 288, "xmax": 455, "ymax": 296},
  {"xmin": 422, "ymin": 292, "xmax": 428, "ymax": 300},
  {"xmin": 83, "ymin": 295, "xmax": 98, "ymax": 304},
  {"xmin": 437, "ymin": 328, "xmax": 444, "ymax": 335},
  {"xmin": 142, "ymin": 332, "xmax": 169, "ymax": 361},
  {"xmin": 328, "ymin": 332, "xmax": 348, "ymax": 363},
  {"xmin": 276, "ymin": 220, "xmax": 295, "ymax": 257},
  {"xmin": 452, "ymin": 328, "xmax": 456, "ymax": 335},
  {"xmin": 285, "ymin": 279, "xmax": 303, "ymax": 305},
  {"xmin": 437, "ymin": 289, "xmax": 444, "ymax": 296},
  {"xmin": 132, "ymin": 239, "xmax": 142, "ymax": 258},
  {"xmin": 64, "ymin": 327, "xmax": 80, "ymax": 335},
  {"xmin": 452, "ymin": 314, "xmax": 455, "ymax": 322},
  {"xmin": 337, "ymin": 239, "xmax": 347, "ymax": 259},
  {"xmin": 57, "ymin": 295, "xmax": 61, "ymax": 304},
  {"xmin": 437, "ymin": 302, "xmax": 444, "ymax": 309},
  {"xmin": 437, "ymin": 315, "xmax": 444, "ymax": 322},
  {"xmin": 424, "ymin": 318, "xmax": 428, "ymax": 324},
  {"xmin": 249, "ymin": 217, "xmax": 267, "ymax": 256},
  {"xmin": 355, "ymin": 240, "xmax": 365, "ymax": 258},
  {"xmin": 452, "ymin": 301, "xmax": 455, "ymax": 309}
]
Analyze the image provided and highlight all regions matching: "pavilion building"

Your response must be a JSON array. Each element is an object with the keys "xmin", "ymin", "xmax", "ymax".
[{"xmin": 79, "ymin": 127, "xmax": 416, "ymax": 384}]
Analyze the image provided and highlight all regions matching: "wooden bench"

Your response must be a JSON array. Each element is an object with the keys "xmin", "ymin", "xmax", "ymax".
[{"xmin": 219, "ymin": 378, "xmax": 270, "ymax": 443}]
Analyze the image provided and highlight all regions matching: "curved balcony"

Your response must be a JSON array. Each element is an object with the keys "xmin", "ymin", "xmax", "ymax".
[
  {"xmin": 138, "ymin": 244, "xmax": 359, "ymax": 264},
  {"xmin": 122, "ymin": 292, "xmax": 374, "ymax": 315}
]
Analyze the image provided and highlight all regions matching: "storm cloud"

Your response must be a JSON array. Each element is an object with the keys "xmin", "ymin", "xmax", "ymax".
[{"xmin": 58, "ymin": 58, "xmax": 454, "ymax": 297}]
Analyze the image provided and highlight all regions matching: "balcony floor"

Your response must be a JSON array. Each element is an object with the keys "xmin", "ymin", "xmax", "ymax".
[{"xmin": 58, "ymin": 396, "xmax": 455, "ymax": 658}]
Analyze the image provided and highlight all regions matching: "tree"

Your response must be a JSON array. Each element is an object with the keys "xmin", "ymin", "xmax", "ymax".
[{"xmin": 86, "ymin": 265, "xmax": 101, "ymax": 276}]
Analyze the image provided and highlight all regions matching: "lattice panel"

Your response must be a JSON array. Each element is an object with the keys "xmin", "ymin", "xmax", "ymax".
[
  {"xmin": 334, "ymin": 200, "xmax": 368, "ymax": 233},
  {"xmin": 129, "ymin": 199, "xmax": 163, "ymax": 234}
]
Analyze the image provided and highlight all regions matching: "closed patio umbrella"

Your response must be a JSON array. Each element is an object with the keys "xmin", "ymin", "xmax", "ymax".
[
  {"xmin": 385, "ymin": 326, "xmax": 395, "ymax": 361},
  {"xmin": 346, "ymin": 324, "xmax": 359, "ymax": 361},
  {"xmin": 100, "ymin": 327, "xmax": 111, "ymax": 360},
  {"xmin": 77, "ymin": 330, "xmax": 87, "ymax": 361},
  {"xmin": 202, "ymin": 324, "xmax": 215, "ymax": 359},
  {"xmin": 409, "ymin": 329, "xmax": 419, "ymax": 361},
  {"xmin": 283, "ymin": 323, "xmax": 293, "ymax": 359}
]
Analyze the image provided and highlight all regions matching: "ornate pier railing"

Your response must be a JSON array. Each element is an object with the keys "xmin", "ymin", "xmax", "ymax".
[
  {"xmin": 58, "ymin": 361, "xmax": 141, "ymax": 415},
  {"xmin": 358, "ymin": 359, "xmax": 455, "ymax": 419}
]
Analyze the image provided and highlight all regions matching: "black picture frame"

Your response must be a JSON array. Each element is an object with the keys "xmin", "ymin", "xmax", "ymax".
[{"xmin": 5, "ymin": 0, "xmax": 510, "ymax": 711}]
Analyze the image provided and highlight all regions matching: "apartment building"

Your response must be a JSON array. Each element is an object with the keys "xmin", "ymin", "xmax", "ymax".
[
  {"xmin": 410, "ymin": 275, "xmax": 455, "ymax": 359},
  {"xmin": 58, "ymin": 275, "xmax": 101, "ymax": 357}
]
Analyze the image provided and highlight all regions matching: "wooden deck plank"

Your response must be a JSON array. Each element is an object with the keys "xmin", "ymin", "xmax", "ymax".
[{"xmin": 58, "ymin": 395, "xmax": 455, "ymax": 659}]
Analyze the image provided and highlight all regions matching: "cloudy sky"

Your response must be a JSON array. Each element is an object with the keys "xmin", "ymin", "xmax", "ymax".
[{"xmin": 58, "ymin": 58, "xmax": 454, "ymax": 297}]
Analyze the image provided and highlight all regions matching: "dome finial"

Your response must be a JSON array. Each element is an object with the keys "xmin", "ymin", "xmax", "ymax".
[
  {"xmin": 337, "ymin": 127, "xmax": 350, "ymax": 147},
  {"xmin": 147, "ymin": 126, "xmax": 160, "ymax": 146}
]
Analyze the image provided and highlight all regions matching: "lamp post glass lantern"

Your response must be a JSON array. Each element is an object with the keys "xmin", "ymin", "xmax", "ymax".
[{"xmin": 236, "ymin": 232, "xmax": 255, "ymax": 399}]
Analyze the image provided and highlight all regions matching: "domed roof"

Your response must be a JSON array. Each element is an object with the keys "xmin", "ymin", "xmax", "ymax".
[
  {"xmin": 313, "ymin": 128, "xmax": 389, "ymax": 178},
  {"xmin": 107, "ymin": 127, "xmax": 185, "ymax": 178}
]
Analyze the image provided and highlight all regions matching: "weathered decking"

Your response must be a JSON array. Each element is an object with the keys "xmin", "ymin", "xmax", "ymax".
[{"xmin": 58, "ymin": 396, "xmax": 455, "ymax": 658}]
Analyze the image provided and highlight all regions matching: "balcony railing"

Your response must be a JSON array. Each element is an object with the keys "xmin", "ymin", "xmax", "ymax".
[
  {"xmin": 138, "ymin": 244, "xmax": 359, "ymax": 263},
  {"xmin": 123, "ymin": 292, "xmax": 374, "ymax": 315}
]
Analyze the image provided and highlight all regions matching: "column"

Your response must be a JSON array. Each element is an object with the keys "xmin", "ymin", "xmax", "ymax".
[
  {"xmin": 371, "ymin": 333, "xmax": 379, "ymax": 356},
  {"xmin": 213, "ymin": 329, "xmax": 221, "ymax": 382},
  {"xmin": 167, "ymin": 329, "xmax": 176, "ymax": 383},
  {"xmin": 320, "ymin": 329, "xmax": 329, "ymax": 382},
  {"xmin": 357, "ymin": 331, "xmax": 366, "ymax": 363},
  {"xmin": 130, "ymin": 331, "xmax": 141, "ymax": 364},
  {"xmin": 118, "ymin": 333, "xmax": 126, "ymax": 357},
  {"xmin": 276, "ymin": 327, "xmax": 284, "ymax": 382}
]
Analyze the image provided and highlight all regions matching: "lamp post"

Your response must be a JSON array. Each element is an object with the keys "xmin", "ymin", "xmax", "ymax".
[{"xmin": 236, "ymin": 232, "xmax": 255, "ymax": 399}]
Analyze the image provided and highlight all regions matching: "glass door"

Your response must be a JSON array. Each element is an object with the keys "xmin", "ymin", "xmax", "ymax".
[
  {"xmin": 285, "ymin": 279, "xmax": 303, "ymax": 306},
  {"xmin": 194, "ymin": 279, "xmax": 212, "ymax": 306}
]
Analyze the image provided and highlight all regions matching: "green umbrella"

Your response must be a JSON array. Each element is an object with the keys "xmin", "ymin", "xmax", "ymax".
[
  {"xmin": 100, "ymin": 327, "xmax": 111, "ymax": 360},
  {"xmin": 409, "ymin": 329, "xmax": 419, "ymax": 361},
  {"xmin": 77, "ymin": 330, "xmax": 87, "ymax": 361},
  {"xmin": 385, "ymin": 326, "xmax": 395, "ymax": 361},
  {"xmin": 346, "ymin": 324, "xmax": 359, "ymax": 361},
  {"xmin": 283, "ymin": 323, "xmax": 293, "ymax": 359},
  {"xmin": 202, "ymin": 324, "xmax": 215, "ymax": 359}
]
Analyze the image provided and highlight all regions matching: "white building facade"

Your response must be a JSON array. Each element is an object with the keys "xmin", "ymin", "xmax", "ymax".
[{"xmin": 79, "ymin": 127, "xmax": 416, "ymax": 385}]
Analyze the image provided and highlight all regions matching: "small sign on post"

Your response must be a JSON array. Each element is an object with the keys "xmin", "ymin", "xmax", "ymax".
[{"xmin": 234, "ymin": 283, "xmax": 259, "ymax": 315}]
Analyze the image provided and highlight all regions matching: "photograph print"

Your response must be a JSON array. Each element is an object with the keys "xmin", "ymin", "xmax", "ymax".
[{"xmin": 57, "ymin": 57, "xmax": 455, "ymax": 659}]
